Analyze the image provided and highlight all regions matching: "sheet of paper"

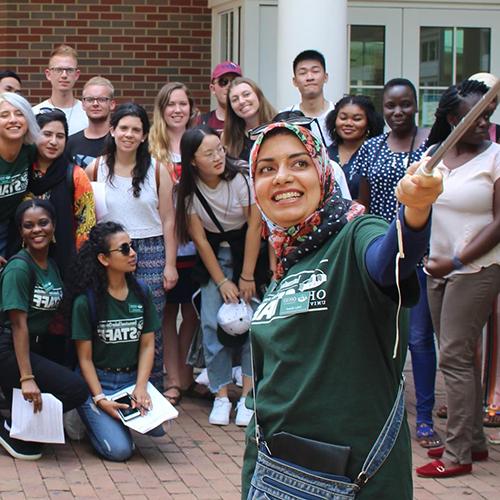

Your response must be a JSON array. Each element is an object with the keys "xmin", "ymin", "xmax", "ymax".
[
  {"xmin": 10, "ymin": 389, "xmax": 65, "ymax": 444},
  {"xmin": 109, "ymin": 381, "xmax": 178, "ymax": 434}
]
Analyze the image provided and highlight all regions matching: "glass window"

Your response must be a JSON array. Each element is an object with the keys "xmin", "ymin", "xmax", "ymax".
[
  {"xmin": 418, "ymin": 26, "xmax": 491, "ymax": 127},
  {"xmin": 220, "ymin": 10, "xmax": 234, "ymax": 61}
]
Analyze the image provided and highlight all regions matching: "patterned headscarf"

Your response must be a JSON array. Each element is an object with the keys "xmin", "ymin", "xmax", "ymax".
[{"xmin": 249, "ymin": 122, "xmax": 364, "ymax": 279}]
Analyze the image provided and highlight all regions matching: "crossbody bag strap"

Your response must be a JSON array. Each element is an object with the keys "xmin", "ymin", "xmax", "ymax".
[
  {"xmin": 354, "ymin": 376, "xmax": 405, "ymax": 488},
  {"xmin": 194, "ymin": 187, "xmax": 225, "ymax": 233}
]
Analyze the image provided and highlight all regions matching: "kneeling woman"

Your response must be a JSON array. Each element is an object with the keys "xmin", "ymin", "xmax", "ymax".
[
  {"xmin": 242, "ymin": 123, "xmax": 443, "ymax": 499},
  {"xmin": 64, "ymin": 222, "xmax": 162, "ymax": 461},
  {"xmin": 0, "ymin": 199, "xmax": 87, "ymax": 461}
]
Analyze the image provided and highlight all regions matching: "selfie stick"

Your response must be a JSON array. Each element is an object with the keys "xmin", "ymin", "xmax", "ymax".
[{"xmin": 418, "ymin": 77, "xmax": 500, "ymax": 176}]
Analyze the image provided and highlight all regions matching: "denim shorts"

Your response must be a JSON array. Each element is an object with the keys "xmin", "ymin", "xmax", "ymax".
[{"xmin": 248, "ymin": 447, "xmax": 359, "ymax": 499}]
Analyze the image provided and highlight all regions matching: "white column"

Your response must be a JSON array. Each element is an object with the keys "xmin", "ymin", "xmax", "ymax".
[{"xmin": 276, "ymin": 0, "xmax": 348, "ymax": 110}]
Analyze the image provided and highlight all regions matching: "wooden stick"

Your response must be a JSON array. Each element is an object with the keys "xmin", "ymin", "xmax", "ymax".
[{"xmin": 421, "ymin": 78, "xmax": 500, "ymax": 174}]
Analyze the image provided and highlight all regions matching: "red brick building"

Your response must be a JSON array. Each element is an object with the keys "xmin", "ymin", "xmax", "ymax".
[{"xmin": 0, "ymin": 0, "xmax": 212, "ymax": 114}]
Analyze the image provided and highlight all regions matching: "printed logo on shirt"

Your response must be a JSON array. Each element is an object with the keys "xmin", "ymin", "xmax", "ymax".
[
  {"xmin": 32, "ymin": 284, "xmax": 63, "ymax": 310},
  {"xmin": 252, "ymin": 267, "xmax": 328, "ymax": 325},
  {"xmin": 0, "ymin": 171, "xmax": 28, "ymax": 198},
  {"xmin": 97, "ymin": 317, "xmax": 144, "ymax": 344}
]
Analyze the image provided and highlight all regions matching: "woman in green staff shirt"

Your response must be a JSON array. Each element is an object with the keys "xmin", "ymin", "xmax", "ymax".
[
  {"xmin": 0, "ymin": 199, "xmax": 87, "ymax": 461},
  {"xmin": 64, "ymin": 221, "xmax": 163, "ymax": 461}
]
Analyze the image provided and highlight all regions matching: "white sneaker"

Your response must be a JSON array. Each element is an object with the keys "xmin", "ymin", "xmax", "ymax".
[
  {"xmin": 235, "ymin": 397, "xmax": 254, "ymax": 427},
  {"xmin": 209, "ymin": 397, "xmax": 232, "ymax": 425},
  {"xmin": 63, "ymin": 409, "xmax": 86, "ymax": 440}
]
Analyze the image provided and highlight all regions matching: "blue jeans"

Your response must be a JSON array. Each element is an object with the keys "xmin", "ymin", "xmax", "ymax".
[
  {"xmin": 409, "ymin": 267, "xmax": 436, "ymax": 426},
  {"xmin": 200, "ymin": 247, "xmax": 251, "ymax": 393},
  {"xmin": 77, "ymin": 369, "xmax": 137, "ymax": 462}
]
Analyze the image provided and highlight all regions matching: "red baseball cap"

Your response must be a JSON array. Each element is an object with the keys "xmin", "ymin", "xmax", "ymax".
[{"xmin": 211, "ymin": 61, "xmax": 242, "ymax": 81}]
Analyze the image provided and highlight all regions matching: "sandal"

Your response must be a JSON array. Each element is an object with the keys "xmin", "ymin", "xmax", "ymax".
[
  {"xmin": 483, "ymin": 411, "xmax": 500, "ymax": 428},
  {"xmin": 416, "ymin": 423, "xmax": 443, "ymax": 448},
  {"xmin": 163, "ymin": 386, "xmax": 182, "ymax": 406},
  {"xmin": 436, "ymin": 405, "xmax": 448, "ymax": 419},
  {"xmin": 182, "ymin": 382, "xmax": 214, "ymax": 401},
  {"xmin": 487, "ymin": 431, "xmax": 500, "ymax": 445}
]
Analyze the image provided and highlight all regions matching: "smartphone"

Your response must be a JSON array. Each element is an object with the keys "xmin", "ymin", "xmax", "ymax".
[{"xmin": 112, "ymin": 394, "xmax": 141, "ymax": 421}]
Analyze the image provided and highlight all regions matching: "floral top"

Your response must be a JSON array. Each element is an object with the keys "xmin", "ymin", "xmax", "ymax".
[
  {"xmin": 327, "ymin": 142, "xmax": 362, "ymax": 199},
  {"xmin": 354, "ymin": 133, "xmax": 428, "ymax": 222}
]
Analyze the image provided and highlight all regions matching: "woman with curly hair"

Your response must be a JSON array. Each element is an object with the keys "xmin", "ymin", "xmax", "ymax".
[
  {"xmin": 64, "ymin": 222, "xmax": 162, "ymax": 461},
  {"xmin": 223, "ymin": 77, "xmax": 276, "ymax": 161},
  {"xmin": 85, "ymin": 103, "xmax": 175, "ymax": 392},
  {"xmin": 325, "ymin": 95, "xmax": 384, "ymax": 199},
  {"xmin": 149, "ymin": 82, "xmax": 201, "ymax": 406}
]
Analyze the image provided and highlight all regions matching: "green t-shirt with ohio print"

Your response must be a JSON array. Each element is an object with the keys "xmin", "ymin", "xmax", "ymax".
[
  {"xmin": 0, "ymin": 249, "xmax": 63, "ymax": 337},
  {"xmin": 242, "ymin": 216, "xmax": 418, "ymax": 500},
  {"xmin": 0, "ymin": 144, "xmax": 36, "ymax": 224},
  {"xmin": 71, "ymin": 286, "xmax": 160, "ymax": 370}
]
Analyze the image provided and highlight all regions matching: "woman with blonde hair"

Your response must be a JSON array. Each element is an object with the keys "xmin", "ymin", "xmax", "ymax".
[
  {"xmin": 223, "ymin": 77, "xmax": 276, "ymax": 161},
  {"xmin": 149, "ymin": 82, "xmax": 200, "ymax": 406}
]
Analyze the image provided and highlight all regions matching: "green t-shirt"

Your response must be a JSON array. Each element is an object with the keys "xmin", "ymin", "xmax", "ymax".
[
  {"xmin": 0, "ymin": 144, "xmax": 36, "ymax": 224},
  {"xmin": 242, "ymin": 216, "xmax": 417, "ymax": 500},
  {"xmin": 0, "ymin": 250, "xmax": 63, "ymax": 337},
  {"xmin": 71, "ymin": 286, "xmax": 160, "ymax": 369}
]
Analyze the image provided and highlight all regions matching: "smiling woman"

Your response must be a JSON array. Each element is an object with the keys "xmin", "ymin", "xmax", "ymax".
[
  {"xmin": 0, "ymin": 199, "xmax": 87, "ymax": 461},
  {"xmin": 27, "ymin": 110, "xmax": 96, "ymax": 277},
  {"xmin": 242, "ymin": 121, "xmax": 443, "ymax": 499},
  {"xmin": 0, "ymin": 93, "xmax": 39, "ymax": 265}
]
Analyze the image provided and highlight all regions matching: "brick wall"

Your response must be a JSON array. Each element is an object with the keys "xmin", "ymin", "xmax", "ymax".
[{"xmin": 0, "ymin": 0, "xmax": 212, "ymax": 115}]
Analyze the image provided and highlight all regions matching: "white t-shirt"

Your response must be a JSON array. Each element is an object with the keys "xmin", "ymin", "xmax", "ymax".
[
  {"xmin": 189, "ymin": 172, "xmax": 254, "ymax": 233},
  {"xmin": 284, "ymin": 101, "xmax": 334, "ymax": 147},
  {"xmin": 429, "ymin": 142, "xmax": 500, "ymax": 276},
  {"xmin": 33, "ymin": 99, "xmax": 88, "ymax": 135},
  {"xmin": 331, "ymin": 161, "xmax": 351, "ymax": 200}
]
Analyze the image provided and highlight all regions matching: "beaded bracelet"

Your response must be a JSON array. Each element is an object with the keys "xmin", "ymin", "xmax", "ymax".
[{"xmin": 92, "ymin": 393, "xmax": 107, "ymax": 405}]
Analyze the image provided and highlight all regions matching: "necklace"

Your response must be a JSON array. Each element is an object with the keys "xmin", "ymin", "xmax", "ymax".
[
  {"xmin": 388, "ymin": 126, "xmax": 418, "ymax": 170},
  {"xmin": 49, "ymin": 97, "xmax": 75, "ymax": 129}
]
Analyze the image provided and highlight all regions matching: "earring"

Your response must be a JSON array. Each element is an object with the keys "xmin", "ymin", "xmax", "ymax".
[
  {"xmin": 21, "ymin": 240, "xmax": 25, "ymax": 248},
  {"xmin": 51, "ymin": 234, "xmax": 56, "ymax": 244}
]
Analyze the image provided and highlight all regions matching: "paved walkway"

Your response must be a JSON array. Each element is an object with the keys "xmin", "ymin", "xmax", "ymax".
[{"xmin": 0, "ymin": 369, "xmax": 499, "ymax": 499}]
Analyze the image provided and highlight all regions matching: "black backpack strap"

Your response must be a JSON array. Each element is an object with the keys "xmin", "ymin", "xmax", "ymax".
[
  {"xmin": 194, "ymin": 187, "xmax": 225, "ymax": 233},
  {"xmin": 86, "ymin": 288, "xmax": 98, "ymax": 331},
  {"xmin": 66, "ymin": 163, "xmax": 75, "ymax": 202}
]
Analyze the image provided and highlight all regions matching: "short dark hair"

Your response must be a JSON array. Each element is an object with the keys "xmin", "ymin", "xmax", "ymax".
[
  {"xmin": 0, "ymin": 70, "xmax": 21, "ymax": 85},
  {"xmin": 383, "ymin": 78, "xmax": 417, "ymax": 104},
  {"xmin": 36, "ymin": 109, "xmax": 69, "ymax": 138},
  {"xmin": 325, "ymin": 95, "xmax": 385, "ymax": 144},
  {"xmin": 293, "ymin": 50, "xmax": 326, "ymax": 74}
]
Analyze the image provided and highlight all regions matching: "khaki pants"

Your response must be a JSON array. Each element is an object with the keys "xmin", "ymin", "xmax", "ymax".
[{"xmin": 427, "ymin": 265, "xmax": 500, "ymax": 464}]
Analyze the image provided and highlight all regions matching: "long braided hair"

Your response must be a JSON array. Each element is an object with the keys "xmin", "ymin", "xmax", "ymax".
[
  {"xmin": 428, "ymin": 79, "xmax": 489, "ymax": 146},
  {"xmin": 62, "ymin": 222, "xmax": 146, "ymax": 333}
]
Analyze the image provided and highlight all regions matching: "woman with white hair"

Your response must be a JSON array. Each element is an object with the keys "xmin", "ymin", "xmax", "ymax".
[{"xmin": 0, "ymin": 92, "xmax": 40, "ymax": 264}]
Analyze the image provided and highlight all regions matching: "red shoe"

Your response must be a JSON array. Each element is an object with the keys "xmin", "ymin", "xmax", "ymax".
[
  {"xmin": 427, "ymin": 447, "xmax": 488, "ymax": 461},
  {"xmin": 416, "ymin": 460, "xmax": 472, "ymax": 478}
]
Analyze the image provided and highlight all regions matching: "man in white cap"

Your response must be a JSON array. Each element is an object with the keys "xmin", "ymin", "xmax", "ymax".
[{"xmin": 200, "ymin": 61, "xmax": 242, "ymax": 134}]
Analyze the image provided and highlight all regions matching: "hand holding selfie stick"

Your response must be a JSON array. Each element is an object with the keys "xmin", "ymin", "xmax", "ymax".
[{"xmin": 417, "ymin": 78, "xmax": 500, "ymax": 177}]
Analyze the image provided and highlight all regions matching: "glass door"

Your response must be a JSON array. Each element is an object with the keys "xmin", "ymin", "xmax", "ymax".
[{"xmin": 403, "ymin": 9, "xmax": 500, "ymax": 126}]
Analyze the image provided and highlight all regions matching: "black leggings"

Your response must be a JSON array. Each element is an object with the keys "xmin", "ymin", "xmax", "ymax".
[{"xmin": 0, "ymin": 335, "xmax": 88, "ymax": 413}]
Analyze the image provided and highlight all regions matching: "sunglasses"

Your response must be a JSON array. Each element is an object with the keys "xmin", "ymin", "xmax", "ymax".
[
  {"xmin": 37, "ymin": 106, "xmax": 65, "ymax": 116},
  {"xmin": 216, "ymin": 77, "xmax": 232, "ymax": 88},
  {"xmin": 248, "ymin": 114, "xmax": 327, "ymax": 145},
  {"xmin": 108, "ymin": 242, "xmax": 134, "ymax": 256}
]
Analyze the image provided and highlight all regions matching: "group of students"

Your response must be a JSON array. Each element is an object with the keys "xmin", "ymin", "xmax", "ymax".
[{"xmin": 0, "ymin": 47, "xmax": 499, "ymax": 491}]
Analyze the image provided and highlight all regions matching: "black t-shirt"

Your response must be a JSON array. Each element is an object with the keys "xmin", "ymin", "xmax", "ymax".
[{"xmin": 67, "ymin": 131, "xmax": 108, "ymax": 169}]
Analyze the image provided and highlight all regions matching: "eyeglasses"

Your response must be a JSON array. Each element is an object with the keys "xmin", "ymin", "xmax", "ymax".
[
  {"xmin": 108, "ymin": 242, "xmax": 134, "ymax": 256},
  {"xmin": 248, "ymin": 114, "xmax": 327, "ymax": 145},
  {"xmin": 216, "ymin": 77, "xmax": 232, "ymax": 88},
  {"xmin": 82, "ymin": 96, "xmax": 112, "ymax": 104},
  {"xmin": 196, "ymin": 145, "xmax": 226, "ymax": 160},
  {"xmin": 49, "ymin": 67, "xmax": 77, "ymax": 75}
]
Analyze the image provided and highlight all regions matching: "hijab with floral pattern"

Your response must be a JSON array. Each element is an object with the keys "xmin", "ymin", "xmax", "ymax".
[{"xmin": 249, "ymin": 122, "xmax": 365, "ymax": 278}]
